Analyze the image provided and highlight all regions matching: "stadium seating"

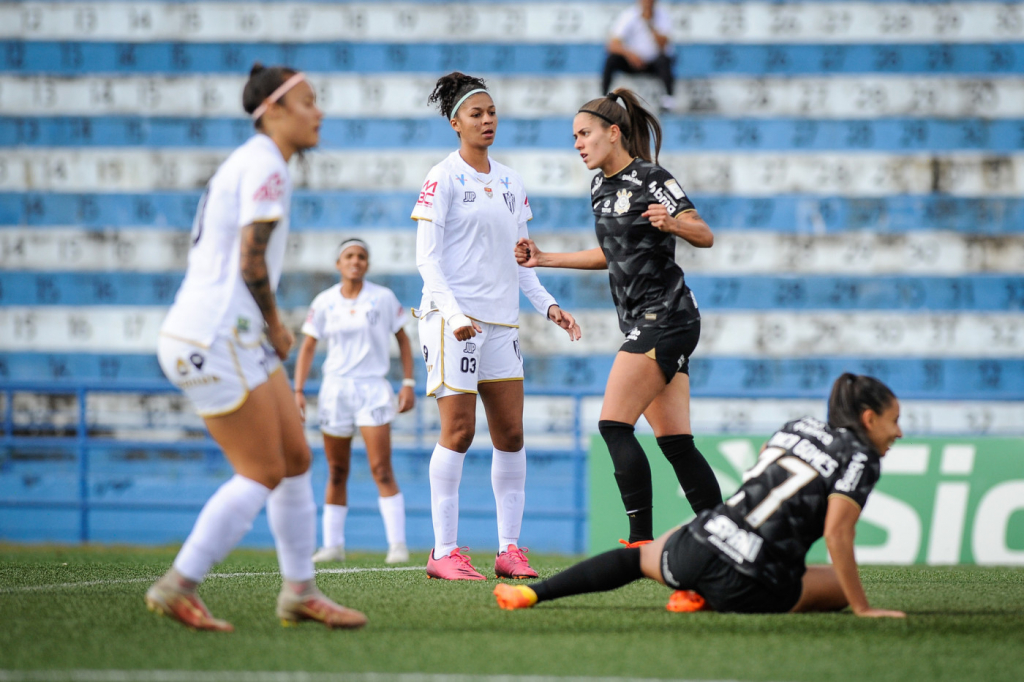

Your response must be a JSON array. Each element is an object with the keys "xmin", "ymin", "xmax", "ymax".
[{"xmin": 2, "ymin": 0, "xmax": 1022, "ymax": 552}]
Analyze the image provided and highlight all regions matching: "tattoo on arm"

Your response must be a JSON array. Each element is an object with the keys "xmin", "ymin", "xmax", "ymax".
[{"xmin": 240, "ymin": 220, "xmax": 279, "ymax": 322}]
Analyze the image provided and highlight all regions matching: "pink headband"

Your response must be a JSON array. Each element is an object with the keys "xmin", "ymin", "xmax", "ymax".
[{"xmin": 250, "ymin": 72, "xmax": 307, "ymax": 122}]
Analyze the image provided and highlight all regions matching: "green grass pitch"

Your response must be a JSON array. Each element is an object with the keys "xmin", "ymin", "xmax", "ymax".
[{"xmin": 1, "ymin": 545, "xmax": 1023, "ymax": 682}]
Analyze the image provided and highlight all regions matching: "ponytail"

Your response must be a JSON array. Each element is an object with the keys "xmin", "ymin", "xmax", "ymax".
[
  {"xmin": 577, "ymin": 89, "xmax": 662, "ymax": 164},
  {"xmin": 827, "ymin": 373, "xmax": 897, "ymax": 445}
]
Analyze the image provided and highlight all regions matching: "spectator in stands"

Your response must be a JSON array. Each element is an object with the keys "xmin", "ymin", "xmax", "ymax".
[
  {"xmin": 515, "ymin": 89, "xmax": 720, "ymax": 553},
  {"xmin": 602, "ymin": 0, "xmax": 676, "ymax": 112},
  {"xmin": 149, "ymin": 63, "xmax": 366, "ymax": 631},
  {"xmin": 412, "ymin": 71, "xmax": 582, "ymax": 581},
  {"xmin": 293, "ymin": 238, "xmax": 415, "ymax": 566}
]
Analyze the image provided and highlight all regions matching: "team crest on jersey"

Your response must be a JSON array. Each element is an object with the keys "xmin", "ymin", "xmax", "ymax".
[
  {"xmin": 614, "ymin": 189, "xmax": 632, "ymax": 215},
  {"xmin": 483, "ymin": 187, "xmax": 493, "ymax": 199},
  {"xmin": 503, "ymin": 192, "xmax": 516, "ymax": 213},
  {"xmin": 253, "ymin": 172, "xmax": 284, "ymax": 201}
]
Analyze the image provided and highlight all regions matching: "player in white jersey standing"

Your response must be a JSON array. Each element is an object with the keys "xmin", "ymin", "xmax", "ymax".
[
  {"xmin": 293, "ymin": 238, "xmax": 415, "ymax": 565},
  {"xmin": 412, "ymin": 72, "xmax": 582, "ymax": 580},
  {"xmin": 149, "ymin": 63, "xmax": 366, "ymax": 631}
]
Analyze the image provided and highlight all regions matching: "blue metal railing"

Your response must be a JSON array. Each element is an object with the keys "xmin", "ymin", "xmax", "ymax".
[{"xmin": 0, "ymin": 380, "xmax": 592, "ymax": 553}]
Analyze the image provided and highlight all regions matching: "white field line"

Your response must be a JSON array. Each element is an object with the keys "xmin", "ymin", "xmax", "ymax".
[
  {"xmin": 0, "ymin": 673, "xmax": 745, "ymax": 682},
  {"xmin": 0, "ymin": 565, "xmax": 424, "ymax": 594}
]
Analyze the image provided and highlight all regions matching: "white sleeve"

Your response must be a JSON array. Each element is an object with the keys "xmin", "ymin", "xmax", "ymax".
[
  {"xmin": 410, "ymin": 166, "xmax": 451, "ymax": 226},
  {"xmin": 654, "ymin": 7, "xmax": 672, "ymax": 36},
  {"xmin": 238, "ymin": 158, "xmax": 288, "ymax": 227},
  {"xmin": 300, "ymin": 296, "xmax": 325, "ymax": 339},
  {"xmin": 516, "ymin": 220, "xmax": 558, "ymax": 316},
  {"xmin": 610, "ymin": 8, "xmax": 634, "ymax": 39},
  {"xmin": 415, "ymin": 218, "xmax": 464, "ymax": 324}
]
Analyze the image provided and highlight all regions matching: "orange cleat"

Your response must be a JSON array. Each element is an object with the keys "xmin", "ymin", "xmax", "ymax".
[
  {"xmin": 666, "ymin": 590, "xmax": 708, "ymax": 613},
  {"xmin": 277, "ymin": 588, "xmax": 368, "ymax": 629},
  {"xmin": 618, "ymin": 539, "xmax": 653, "ymax": 548},
  {"xmin": 493, "ymin": 583, "xmax": 539, "ymax": 610},
  {"xmin": 145, "ymin": 582, "xmax": 234, "ymax": 632}
]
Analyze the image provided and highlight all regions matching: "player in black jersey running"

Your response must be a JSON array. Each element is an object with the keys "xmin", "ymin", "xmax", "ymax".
[
  {"xmin": 516, "ymin": 89, "xmax": 720, "ymax": 545},
  {"xmin": 494, "ymin": 373, "xmax": 906, "ymax": 618}
]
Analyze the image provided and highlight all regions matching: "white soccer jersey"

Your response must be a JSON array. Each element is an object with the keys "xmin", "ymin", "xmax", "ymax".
[
  {"xmin": 301, "ymin": 281, "xmax": 407, "ymax": 380},
  {"xmin": 161, "ymin": 134, "xmax": 291, "ymax": 347},
  {"xmin": 412, "ymin": 151, "xmax": 554, "ymax": 326},
  {"xmin": 611, "ymin": 5, "xmax": 674, "ymax": 63}
]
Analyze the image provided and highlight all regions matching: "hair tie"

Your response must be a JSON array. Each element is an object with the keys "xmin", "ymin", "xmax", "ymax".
[
  {"xmin": 606, "ymin": 92, "xmax": 621, "ymax": 102},
  {"xmin": 336, "ymin": 238, "xmax": 369, "ymax": 260},
  {"xmin": 450, "ymin": 88, "xmax": 489, "ymax": 120},
  {"xmin": 250, "ymin": 72, "xmax": 307, "ymax": 122}
]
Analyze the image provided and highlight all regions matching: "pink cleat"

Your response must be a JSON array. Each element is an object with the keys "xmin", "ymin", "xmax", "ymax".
[
  {"xmin": 494, "ymin": 546, "xmax": 538, "ymax": 579},
  {"xmin": 426, "ymin": 547, "xmax": 486, "ymax": 580}
]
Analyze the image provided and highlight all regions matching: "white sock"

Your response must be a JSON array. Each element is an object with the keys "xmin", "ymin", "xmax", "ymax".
[
  {"xmin": 322, "ymin": 503, "xmax": 348, "ymax": 549},
  {"xmin": 173, "ymin": 474, "xmax": 271, "ymax": 583},
  {"xmin": 378, "ymin": 492, "xmax": 406, "ymax": 546},
  {"xmin": 429, "ymin": 443, "xmax": 466, "ymax": 558},
  {"xmin": 492, "ymin": 446, "xmax": 527, "ymax": 552},
  {"xmin": 266, "ymin": 470, "xmax": 317, "ymax": 583}
]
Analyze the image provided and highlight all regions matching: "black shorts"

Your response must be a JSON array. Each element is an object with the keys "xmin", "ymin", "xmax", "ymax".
[
  {"xmin": 620, "ymin": 318, "xmax": 700, "ymax": 383},
  {"xmin": 660, "ymin": 524, "xmax": 802, "ymax": 614}
]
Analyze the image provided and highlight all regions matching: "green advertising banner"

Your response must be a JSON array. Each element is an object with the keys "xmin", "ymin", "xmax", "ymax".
[{"xmin": 589, "ymin": 434, "xmax": 1024, "ymax": 565}]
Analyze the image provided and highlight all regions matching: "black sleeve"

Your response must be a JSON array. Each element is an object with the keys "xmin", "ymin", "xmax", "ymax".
[
  {"xmin": 645, "ymin": 166, "xmax": 695, "ymax": 217},
  {"xmin": 830, "ymin": 451, "xmax": 881, "ymax": 510}
]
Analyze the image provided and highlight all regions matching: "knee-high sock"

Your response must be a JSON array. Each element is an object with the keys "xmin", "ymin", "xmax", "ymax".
[
  {"xmin": 322, "ymin": 503, "xmax": 347, "ymax": 549},
  {"xmin": 267, "ymin": 470, "xmax": 317, "ymax": 583},
  {"xmin": 598, "ymin": 420, "xmax": 653, "ymax": 543},
  {"xmin": 657, "ymin": 434, "xmax": 722, "ymax": 514},
  {"xmin": 378, "ymin": 492, "xmax": 406, "ymax": 546},
  {"xmin": 429, "ymin": 443, "xmax": 466, "ymax": 558},
  {"xmin": 173, "ymin": 474, "xmax": 271, "ymax": 583},
  {"xmin": 531, "ymin": 548, "xmax": 642, "ymax": 603},
  {"xmin": 491, "ymin": 446, "xmax": 527, "ymax": 551}
]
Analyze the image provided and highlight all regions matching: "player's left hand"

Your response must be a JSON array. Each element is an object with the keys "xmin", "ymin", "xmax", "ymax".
[
  {"xmin": 643, "ymin": 203, "xmax": 674, "ymax": 233},
  {"xmin": 397, "ymin": 386, "xmax": 416, "ymax": 413},
  {"xmin": 548, "ymin": 305, "xmax": 582, "ymax": 341}
]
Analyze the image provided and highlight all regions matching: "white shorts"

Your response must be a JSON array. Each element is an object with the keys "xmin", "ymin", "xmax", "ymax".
[
  {"xmin": 157, "ymin": 332, "xmax": 282, "ymax": 418},
  {"xmin": 418, "ymin": 311, "xmax": 523, "ymax": 398},
  {"xmin": 317, "ymin": 376, "xmax": 397, "ymax": 438}
]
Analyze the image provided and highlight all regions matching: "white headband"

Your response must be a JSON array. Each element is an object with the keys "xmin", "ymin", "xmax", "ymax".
[
  {"xmin": 251, "ymin": 72, "xmax": 307, "ymax": 122},
  {"xmin": 450, "ymin": 88, "xmax": 489, "ymax": 119},
  {"xmin": 336, "ymin": 238, "xmax": 369, "ymax": 260}
]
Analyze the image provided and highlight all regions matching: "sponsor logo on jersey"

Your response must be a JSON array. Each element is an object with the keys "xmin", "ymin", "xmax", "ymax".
[
  {"xmin": 417, "ymin": 180, "xmax": 438, "ymax": 207},
  {"xmin": 704, "ymin": 514, "xmax": 764, "ymax": 564},
  {"xmin": 253, "ymin": 172, "xmax": 284, "ymax": 202},
  {"xmin": 835, "ymin": 452, "xmax": 869, "ymax": 492},
  {"xmin": 614, "ymin": 189, "xmax": 632, "ymax": 215},
  {"xmin": 648, "ymin": 181, "xmax": 678, "ymax": 214},
  {"xmin": 464, "ymin": 342, "xmax": 477, "ymax": 354},
  {"xmin": 500, "ymin": 177, "xmax": 511, "ymax": 189},
  {"xmin": 189, "ymin": 353, "xmax": 204, "ymax": 370},
  {"xmin": 591, "ymin": 175, "xmax": 603, "ymax": 195},
  {"xmin": 625, "ymin": 327, "xmax": 641, "ymax": 341},
  {"xmin": 463, "ymin": 191, "xmax": 476, "ymax": 202},
  {"xmin": 503, "ymin": 192, "xmax": 516, "ymax": 213},
  {"xmin": 179, "ymin": 374, "xmax": 221, "ymax": 388},
  {"xmin": 620, "ymin": 170, "xmax": 642, "ymax": 186},
  {"xmin": 601, "ymin": 198, "xmax": 612, "ymax": 213},
  {"xmin": 454, "ymin": 174, "xmax": 466, "ymax": 186},
  {"xmin": 484, "ymin": 187, "xmax": 493, "ymax": 199},
  {"xmin": 524, "ymin": 195, "xmax": 529, "ymax": 207},
  {"xmin": 366, "ymin": 310, "xmax": 380, "ymax": 325},
  {"xmin": 664, "ymin": 178, "xmax": 686, "ymax": 199},
  {"xmin": 236, "ymin": 316, "xmax": 250, "ymax": 333}
]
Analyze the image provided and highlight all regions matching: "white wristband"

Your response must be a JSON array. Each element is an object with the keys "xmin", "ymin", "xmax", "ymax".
[
  {"xmin": 448, "ymin": 313, "xmax": 473, "ymax": 330},
  {"xmin": 402, "ymin": 378, "xmax": 415, "ymax": 388}
]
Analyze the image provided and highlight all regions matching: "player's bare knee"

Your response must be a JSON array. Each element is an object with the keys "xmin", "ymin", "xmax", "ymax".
[
  {"xmin": 328, "ymin": 462, "xmax": 350, "ymax": 487},
  {"xmin": 495, "ymin": 428, "xmax": 524, "ymax": 452},
  {"xmin": 371, "ymin": 461, "xmax": 394, "ymax": 487},
  {"xmin": 443, "ymin": 420, "xmax": 475, "ymax": 452}
]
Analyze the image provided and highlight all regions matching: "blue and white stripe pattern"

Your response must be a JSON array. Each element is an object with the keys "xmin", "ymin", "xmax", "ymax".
[{"xmin": 2, "ymin": 0, "xmax": 1023, "ymax": 423}]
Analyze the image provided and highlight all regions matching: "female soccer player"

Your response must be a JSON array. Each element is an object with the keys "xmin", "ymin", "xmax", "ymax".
[
  {"xmin": 149, "ymin": 63, "xmax": 366, "ymax": 631},
  {"xmin": 516, "ymin": 90, "xmax": 721, "ymax": 546},
  {"xmin": 412, "ymin": 72, "xmax": 582, "ymax": 580},
  {"xmin": 495, "ymin": 373, "xmax": 907, "ymax": 618},
  {"xmin": 293, "ymin": 238, "xmax": 415, "ymax": 565}
]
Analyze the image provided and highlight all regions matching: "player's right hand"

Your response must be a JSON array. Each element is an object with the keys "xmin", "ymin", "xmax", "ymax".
[
  {"xmin": 453, "ymin": 321, "xmax": 483, "ymax": 341},
  {"xmin": 515, "ymin": 238, "xmax": 542, "ymax": 267},
  {"xmin": 267, "ymin": 322, "xmax": 295, "ymax": 360}
]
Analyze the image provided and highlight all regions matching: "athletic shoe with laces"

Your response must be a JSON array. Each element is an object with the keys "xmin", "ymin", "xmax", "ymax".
[
  {"xmin": 494, "ymin": 546, "xmax": 539, "ymax": 579},
  {"xmin": 312, "ymin": 545, "xmax": 345, "ymax": 563},
  {"xmin": 666, "ymin": 589, "xmax": 708, "ymax": 613},
  {"xmin": 276, "ymin": 586, "xmax": 368, "ymax": 629},
  {"xmin": 426, "ymin": 547, "xmax": 486, "ymax": 580},
  {"xmin": 493, "ymin": 583, "xmax": 539, "ymax": 610},
  {"xmin": 145, "ymin": 580, "xmax": 233, "ymax": 632},
  {"xmin": 385, "ymin": 542, "xmax": 409, "ymax": 564},
  {"xmin": 619, "ymin": 539, "xmax": 653, "ymax": 548}
]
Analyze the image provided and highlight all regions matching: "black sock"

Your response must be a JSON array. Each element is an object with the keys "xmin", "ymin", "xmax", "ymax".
[
  {"xmin": 599, "ymin": 420, "xmax": 653, "ymax": 542},
  {"xmin": 657, "ymin": 434, "xmax": 723, "ymax": 514},
  {"xmin": 531, "ymin": 548, "xmax": 642, "ymax": 603}
]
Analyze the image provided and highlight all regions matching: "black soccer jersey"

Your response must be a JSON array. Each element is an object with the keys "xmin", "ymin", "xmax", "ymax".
[
  {"xmin": 688, "ymin": 417, "xmax": 882, "ymax": 589},
  {"xmin": 590, "ymin": 158, "xmax": 699, "ymax": 333}
]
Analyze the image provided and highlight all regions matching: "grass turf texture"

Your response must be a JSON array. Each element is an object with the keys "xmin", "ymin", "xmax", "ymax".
[{"xmin": 1, "ymin": 545, "xmax": 1023, "ymax": 682}]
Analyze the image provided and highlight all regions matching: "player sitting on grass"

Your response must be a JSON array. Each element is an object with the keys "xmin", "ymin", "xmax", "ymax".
[{"xmin": 495, "ymin": 373, "xmax": 907, "ymax": 618}]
